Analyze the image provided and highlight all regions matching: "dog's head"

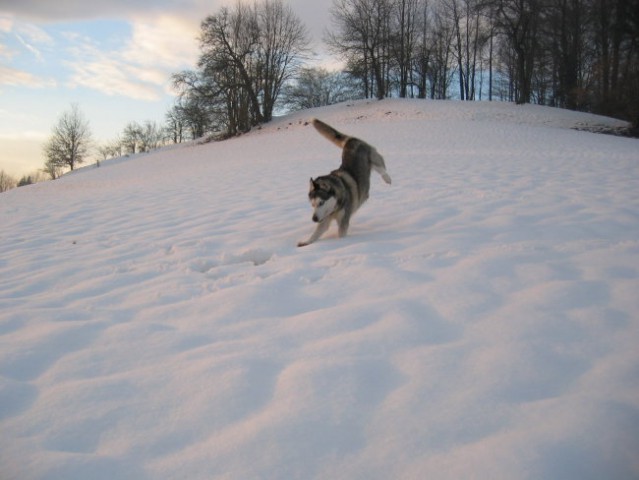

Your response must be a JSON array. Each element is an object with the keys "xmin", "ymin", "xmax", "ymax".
[{"xmin": 308, "ymin": 177, "xmax": 337, "ymax": 223}]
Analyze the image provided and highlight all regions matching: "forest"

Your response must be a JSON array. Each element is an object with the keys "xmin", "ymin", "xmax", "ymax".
[{"xmin": 169, "ymin": 0, "xmax": 638, "ymax": 139}]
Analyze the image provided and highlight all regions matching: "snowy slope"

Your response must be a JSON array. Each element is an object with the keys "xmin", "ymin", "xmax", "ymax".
[{"xmin": 1, "ymin": 99, "xmax": 638, "ymax": 480}]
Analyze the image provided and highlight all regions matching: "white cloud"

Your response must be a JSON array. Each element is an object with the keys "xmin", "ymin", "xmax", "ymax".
[
  {"xmin": 15, "ymin": 33, "xmax": 44, "ymax": 61},
  {"xmin": 0, "ymin": 64, "xmax": 56, "ymax": 88},
  {"xmin": 1, "ymin": 1, "xmax": 215, "ymax": 23},
  {"xmin": 1, "ymin": 6, "xmax": 202, "ymax": 100},
  {"xmin": 1, "ymin": 0, "xmax": 331, "ymax": 102},
  {"xmin": 65, "ymin": 55, "xmax": 162, "ymax": 102},
  {"xmin": 123, "ymin": 15, "xmax": 199, "ymax": 69},
  {"xmin": 61, "ymin": 14, "xmax": 200, "ymax": 101},
  {"xmin": 0, "ymin": 14, "xmax": 54, "ymax": 61},
  {"xmin": 15, "ymin": 20, "xmax": 53, "ymax": 45},
  {"xmin": 0, "ymin": 14, "xmax": 14, "ymax": 32},
  {"xmin": 126, "ymin": 64, "xmax": 170, "ymax": 86},
  {"xmin": 0, "ymin": 43, "xmax": 15, "ymax": 60}
]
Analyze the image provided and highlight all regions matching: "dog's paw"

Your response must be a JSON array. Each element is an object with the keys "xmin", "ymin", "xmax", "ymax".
[
  {"xmin": 297, "ymin": 240, "xmax": 311, "ymax": 247},
  {"xmin": 383, "ymin": 173, "xmax": 392, "ymax": 184}
]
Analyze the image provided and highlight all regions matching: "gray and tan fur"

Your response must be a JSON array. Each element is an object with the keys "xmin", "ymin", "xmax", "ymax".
[{"xmin": 298, "ymin": 118, "xmax": 392, "ymax": 247}]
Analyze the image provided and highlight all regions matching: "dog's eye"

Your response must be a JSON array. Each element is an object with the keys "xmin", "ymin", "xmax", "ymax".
[{"xmin": 319, "ymin": 200, "xmax": 325, "ymax": 207}]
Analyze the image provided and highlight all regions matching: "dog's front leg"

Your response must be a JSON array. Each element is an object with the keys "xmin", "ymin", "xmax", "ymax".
[
  {"xmin": 298, "ymin": 218, "xmax": 331, "ymax": 247},
  {"xmin": 337, "ymin": 212, "xmax": 350, "ymax": 238}
]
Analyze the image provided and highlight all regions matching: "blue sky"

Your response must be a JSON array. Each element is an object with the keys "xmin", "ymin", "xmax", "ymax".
[{"xmin": 0, "ymin": 1, "xmax": 331, "ymax": 177}]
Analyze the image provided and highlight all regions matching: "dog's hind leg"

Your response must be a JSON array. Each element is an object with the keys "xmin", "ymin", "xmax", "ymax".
[
  {"xmin": 298, "ymin": 218, "xmax": 332, "ymax": 247},
  {"xmin": 370, "ymin": 149, "xmax": 392, "ymax": 184}
]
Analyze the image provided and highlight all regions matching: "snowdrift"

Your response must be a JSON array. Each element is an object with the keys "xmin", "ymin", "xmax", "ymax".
[{"xmin": 1, "ymin": 99, "xmax": 638, "ymax": 479}]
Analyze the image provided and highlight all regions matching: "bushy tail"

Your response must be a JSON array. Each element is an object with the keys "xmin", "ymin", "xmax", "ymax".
[{"xmin": 312, "ymin": 118, "xmax": 349, "ymax": 148}]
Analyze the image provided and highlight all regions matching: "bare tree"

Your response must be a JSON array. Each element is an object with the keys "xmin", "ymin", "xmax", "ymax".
[
  {"xmin": 42, "ymin": 159, "xmax": 64, "ymax": 180},
  {"xmin": 0, "ymin": 170, "xmax": 17, "ymax": 192},
  {"xmin": 493, "ymin": 0, "xmax": 546, "ymax": 104},
  {"xmin": 327, "ymin": 0, "xmax": 393, "ymax": 99},
  {"xmin": 412, "ymin": 0, "xmax": 432, "ymax": 98},
  {"xmin": 43, "ymin": 103, "xmax": 92, "ymax": 172},
  {"xmin": 171, "ymin": 72, "xmax": 220, "ymax": 138},
  {"xmin": 165, "ymin": 104, "xmax": 186, "ymax": 144},
  {"xmin": 543, "ymin": 0, "xmax": 588, "ymax": 109},
  {"xmin": 97, "ymin": 145, "xmax": 111, "ymax": 165},
  {"xmin": 194, "ymin": 0, "xmax": 308, "ymax": 135},
  {"xmin": 139, "ymin": 121, "xmax": 163, "ymax": 152},
  {"xmin": 200, "ymin": 3, "xmax": 262, "ymax": 132},
  {"xmin": 97, "ymin": 137, "xmax": 122, "ymax": 164},
  {"xmin": 443, "ymin": 0, "xmax": 489, "ymax": 100},
  {"xmin": 257, "ymin": 0, "xmax": 309, "ymax": 120},
  {"xmin": 283, "ymin": 67, "xmax": 362, "ymax": 110},
  {"xmin": 392, "ymin": 0, "xmax": 422, "ymax": 97},
  {"xmin": 590, "ymin": 0, "xmax": 639, "ymax": 127},
  {"xmin": 109, "ymin": 137, "xmax": 123, "ymax": 158},
  {"xmin": 428, "ymin": 2, "xmax": 456, "ymax": 99},
  {"xmin": 122, "ymin": 122, "xmax": 143, "ymax": 155}
]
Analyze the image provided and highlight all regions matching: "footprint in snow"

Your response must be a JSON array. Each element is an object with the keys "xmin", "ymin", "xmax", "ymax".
[{"xmin": 190, "ymin": 249, "xmax": 273, "ymax": 274}]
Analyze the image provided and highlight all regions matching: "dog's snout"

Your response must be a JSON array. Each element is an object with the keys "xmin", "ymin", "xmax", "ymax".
[{"xmin": 312, "ymin": 214, "xmax": 319, "ymax": 222}]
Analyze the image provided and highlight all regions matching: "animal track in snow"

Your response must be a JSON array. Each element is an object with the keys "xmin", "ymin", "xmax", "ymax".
[
  {"xmin": 223, "ymin": 249, "xmax": 273, "ymax": 267},
  {"xmin": 190, "ymin": 249, "xmax": 273, "ymax": 274}
]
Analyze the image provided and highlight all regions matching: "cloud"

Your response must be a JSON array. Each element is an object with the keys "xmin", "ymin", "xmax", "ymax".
[
  {"xmin": 0, "ymin": 1, "xmax": 206, "ymax": 23},
  {"xmin": 1, "ymin": 6, "xmax": 203, "ymax": 101},
  {"xmin": 0, "ymin": 14, "xmax": 13, "ymax": 32},
  {"xmin": 0, "ymin": 64, "xmax": 56, "ymax": 88},
  {"xmin": 1, "ymin": 0, "xmax": 333, "ymax": 104},
  {"xmin": 15, "ymin": 33, "xmax": 43, "ymax": 61},
  {"xmin": 14, "ymin": 20, "xmax": 53, "ymax": 45},
  {"xmin": 61, "ymin": 15, "xmax": 199, "ymax": 101},
  {"xmin": 65, "ymin": 54, "xmax": 163, "ymax": 102},
  {"xmin": 0, "ymin": 43, "xmax": 14, "ymax": 60},
  {"xmin": 0, "ymin": 13, "xmax": 53, "ymax": 63},
  {"xmin": 123, "ymin": 15, "xmax": 199, "ymax": 69}
]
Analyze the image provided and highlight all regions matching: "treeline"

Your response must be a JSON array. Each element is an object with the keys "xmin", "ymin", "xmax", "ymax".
[
  {"xmin": 11, "ymin": 0, "xmax": 634, "ymax": 191},
  {"xmin": 172, "ymin": 0, "xmax": 638, "ymax": 136},
  {"xmin": 2, "ymin": 114, "xmax": 183, "ymax": 191},
  {"xmin": 37, "ymin": 105, "xmax": 180, "ymax": 181},
  {"xmin": 326, "ymin": 0, "xmax": 638, "ymax": 118}
]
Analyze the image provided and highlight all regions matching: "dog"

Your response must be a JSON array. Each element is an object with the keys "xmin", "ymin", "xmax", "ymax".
[{"xmin": 298, "ymin": 119, "xmax": 391, "ymax": 247}]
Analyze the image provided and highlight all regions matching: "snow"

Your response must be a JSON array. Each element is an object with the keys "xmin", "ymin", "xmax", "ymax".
[{"xmin": 1, "ymin": 99, "xmax": 638, "ymax": 480}]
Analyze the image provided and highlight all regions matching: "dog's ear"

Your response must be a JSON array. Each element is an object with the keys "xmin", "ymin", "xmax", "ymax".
[{"xmin": 309, "ymin": 177, "xmax": 316, "ymax": 192}]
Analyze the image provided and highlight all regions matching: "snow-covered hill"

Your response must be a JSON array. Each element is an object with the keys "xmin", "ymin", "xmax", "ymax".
[{"xmin": 1, "ymin": 99, "xmax": 638, "ymax": 480}]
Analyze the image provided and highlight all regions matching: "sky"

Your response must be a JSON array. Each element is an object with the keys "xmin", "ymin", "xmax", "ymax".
[{"xmin": 0, "ymin": 0, "xmax": 333, "ymax": 177}]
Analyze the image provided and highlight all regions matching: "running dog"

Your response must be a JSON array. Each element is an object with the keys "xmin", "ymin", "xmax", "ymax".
[{"xmin": 298, "ymin": 119, "xmax": 392, "ymax": 247}]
